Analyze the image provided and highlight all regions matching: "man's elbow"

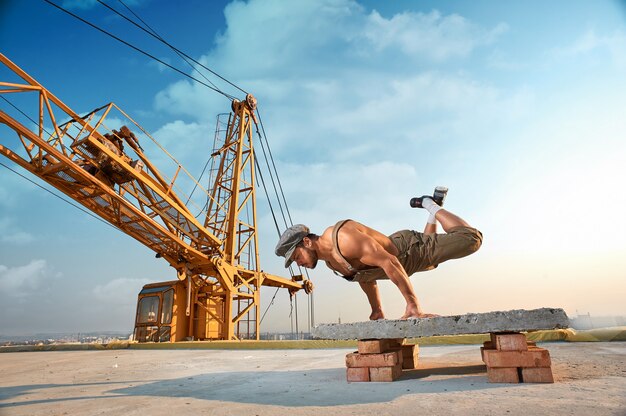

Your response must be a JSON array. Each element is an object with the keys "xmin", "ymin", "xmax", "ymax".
[{"xmin": 382, "ymin": 256, "xmax": 405, "ymax": 275}]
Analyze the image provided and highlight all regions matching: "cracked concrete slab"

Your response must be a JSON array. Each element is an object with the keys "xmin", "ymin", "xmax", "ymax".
[{"xmin": 312, "ymin": 308, "xmax": 570, "ymax": 340}]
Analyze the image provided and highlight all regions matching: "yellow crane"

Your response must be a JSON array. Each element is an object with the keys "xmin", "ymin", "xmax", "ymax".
[{"xmin": 0, "ymin": 53, "xmax": 312, "ymax": 342}]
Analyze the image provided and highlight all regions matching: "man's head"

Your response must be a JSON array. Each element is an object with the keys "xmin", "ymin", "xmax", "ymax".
[{"xmin": 275, "ymin": 224, "xmax": 318, "ymax": 269}]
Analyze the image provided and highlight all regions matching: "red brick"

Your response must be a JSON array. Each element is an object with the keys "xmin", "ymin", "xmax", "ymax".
[
  {"xmin": 521, "ymin": 367, "xmax": 554, "ymax": 383},
  {"xmin": 482, "ymin": 347, "xmax": 551, "ymax": 368},
  {"xmin": 345, "ymin": 351, "xmax": 400, "ymax": 368},
  {"xmin": 490, "ymin": 333, "xmax": 528, "ymax": 351},
  {"xmin": 487, "ymin": 367, "xmax": 520, "ymax": 383},
  {"xmin": 489, "ymin": 341, "xmax": 535, "ymax": 348},
  {"xmin": 480, "ymin": 345, "xmax": 493, "ymax": 361},
  {"xmin": 388, "ymin": 348, "xmax": 404, "ymax": 369},
  {"xmin": 369, "ymin": 363, "xmax": 403, "ymax": 382},
  {"xmin": 389, "ymin": 338, "xmax": 405, "ymax": 347},
  {"xmin": 357, "ymin": 339, "xmax": 404, "ymax": 354},
  {"xmin": 346, "ymin": 367, "xmax": 370, "ymax": 382},
  {"xmin": 400, "ymin": 344, "xmax": 419, "ymax": 369}
]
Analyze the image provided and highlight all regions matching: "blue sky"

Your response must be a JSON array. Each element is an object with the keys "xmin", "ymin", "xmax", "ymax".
[{"xmin": 1, "ymin": 0, "xmax": 625, "ymax": 336}]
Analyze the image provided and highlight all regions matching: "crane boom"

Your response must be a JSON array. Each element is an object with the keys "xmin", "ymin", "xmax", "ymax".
[{"xmin": 0, "ymin": 53, "xmax": 305, "ymax": 341}]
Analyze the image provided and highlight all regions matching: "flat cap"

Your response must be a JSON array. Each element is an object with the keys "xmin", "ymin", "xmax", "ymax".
[{"xmin": 275, "ymin": 224, "xmax": 310, "ymax": 268}]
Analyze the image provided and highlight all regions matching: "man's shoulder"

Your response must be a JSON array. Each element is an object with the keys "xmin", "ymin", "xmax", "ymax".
[{"xmin": 322, "ymin": 219, "xmax": 360, "ymax": 233}]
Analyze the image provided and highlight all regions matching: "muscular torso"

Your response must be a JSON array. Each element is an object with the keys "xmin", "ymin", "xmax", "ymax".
[{"xmin": 320, "ymin": 220, "xmax": 399, "ymax": 277}]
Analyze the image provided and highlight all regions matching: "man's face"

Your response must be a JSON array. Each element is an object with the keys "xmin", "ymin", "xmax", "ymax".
[{"xmin": 291, "ymin": 245, "xmax": 318, "ymax": 269}]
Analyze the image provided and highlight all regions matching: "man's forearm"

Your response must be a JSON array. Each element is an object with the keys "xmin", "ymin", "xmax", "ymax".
[
  {"xmin": 382, "ymin": 258, "xmax": 422, "ymax": 312},
  {"xmin": 359, "ymin": 281, "xmax": 383, "ymax": 312}
]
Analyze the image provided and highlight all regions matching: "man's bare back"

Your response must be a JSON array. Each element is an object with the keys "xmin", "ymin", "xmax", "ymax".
[{"xmin": 319, "ymin": 220, "xmax": 399, "ymax": 277}]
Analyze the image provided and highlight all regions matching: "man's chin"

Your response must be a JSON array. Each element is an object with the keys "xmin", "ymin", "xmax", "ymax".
[{"xmin": 309, "ymin": 260, "xmax": 318, "ymax": 269}]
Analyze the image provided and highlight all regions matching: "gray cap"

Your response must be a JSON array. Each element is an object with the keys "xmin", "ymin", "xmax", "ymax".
[{"xmin": 275, "ymin": 224, "xmax": 310, "ymax": 268}]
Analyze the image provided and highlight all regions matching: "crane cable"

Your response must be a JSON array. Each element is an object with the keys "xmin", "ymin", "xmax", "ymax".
[
  {"xmin": 0, "ymin": 160, "xmax": 122, "ymax": 233},
  {"xmin": 103, "ymin": 0, "xmax": 232, "ymax": 210},
  {"xmin": 43, "ymin": 0, "xmax": 237, "ymax": 101},
  {"xmin": 255, "ymin": 108, "xmax": 315, "ymax": 333},
  {"xmin": 42, "ymin": 0, "xmax": 315, "ymax": 331},
  {"xmin": 102, "ymin": 0, "xmax": 248, "ymax": 96},
  {"xmin": 47, "ymin": 0, "xmax": 242, "ymax": 212}
]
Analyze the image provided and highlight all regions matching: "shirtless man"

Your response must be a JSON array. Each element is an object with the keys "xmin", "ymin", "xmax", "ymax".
[{"xmin": 275, "ymin": 188, "xmax": 482, "ymax": 320}]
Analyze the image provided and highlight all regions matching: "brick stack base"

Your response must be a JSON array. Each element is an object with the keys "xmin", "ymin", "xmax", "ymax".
[
  {"xmin": 346, "ymin": 339, "xmax": 418, "ymax": 382},
  {"xmin": 481, "ymin": 332, "xmax": 554, "ymax": 383}
]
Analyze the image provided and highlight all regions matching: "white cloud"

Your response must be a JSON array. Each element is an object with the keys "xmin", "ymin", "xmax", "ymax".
[
  {"xmin": 148, "ymin": 57, "xmax": 172, "ymax": 73},
  {"xmin": 0, "ymin": 218, "xmax": 34, "ymax": 244},
  {"xmin": 557, "ymin": 29, "xmax": 626, "ymax": 67},
  {"xmin": 154, "ymin": 0, "xmax": 509, "ymax": 122},
  {"xmin": 151, "ymin": 120, "xmax": 210, "ymax": 161},
  {"xmin": 0, "ymin": 260, "xmax": 51, "ymax": 296},
  {"xmin": 1, "ymin": 231, "xmax": 34, "ymax": 244},
  {"xmin": 362, "ymin": 10, "xmax": 507, "ymax": 61},
  {"xmin": 93, "ymin": 277, "xmax": 152, "ymax": 305},
  {"xmin": 210, "ymin": 1, "xmax": 506, "ymax": 78},
  {"xmin": 274, "ymin": 160, "xmax": 419, "ymax": 231},
  {"xmin": 154, "ymin": 78, "xmax": 228, "ymax": 121}
]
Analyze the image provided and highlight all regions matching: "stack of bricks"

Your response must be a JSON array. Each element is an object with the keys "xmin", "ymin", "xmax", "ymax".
[
  {"xmin": 481, "ymin": 332, "xmax": 554, "ymax": 383},
  {"xmin": 346, "ymin": 338, "xmax": 419, "ymax": 382}
]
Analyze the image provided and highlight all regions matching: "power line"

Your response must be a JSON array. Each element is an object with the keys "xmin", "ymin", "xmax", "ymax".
[
  {"xmin": 108, "ymin": 0, "xmax": 248, "ymax": 96},
  {"xmin": 256, "ymin": 109, "xmax": 294, "ymax": 225},
  {"xmin": 0, "ymin": 161, "xmax": 121, "ymax": 233},
  {"xmin": 43, "ymin": 0, "xmax": 236, "ymax": 100},
  {"xmin": 255, "ymin": 121, "xmax": 289, "ymax": 230},
  {"xmin": 254, "ymin": 157, "xmax": 281, "ymax": 236},
  {"xmin": 0, "ymin": 95, "xmax": 75, "ymax": 154},
  {"xmin": 259, "ymin": 287, "xmax": 280, "ymax": 324},
  {"xmin": 253, "ymin": 111, "xmax": 315, "ymax": 333},
  {"xmin": 99, "ymin": 0, "xmax": 220, "ymax": 93}
]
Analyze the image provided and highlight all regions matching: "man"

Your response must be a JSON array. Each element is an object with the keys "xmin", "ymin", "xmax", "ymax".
[{"xmin": 275, "ymin": 187, "xmax": 482, "ymax": 320}]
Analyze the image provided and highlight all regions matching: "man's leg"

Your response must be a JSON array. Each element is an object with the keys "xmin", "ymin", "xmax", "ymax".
[
  {"xmin": 434, "ymin": 209, "xmax": 471, "ymax": 231},
  {"xmin": 423, "ymin": 215, "xmax": 437, "ymax": 235},
  {"xmin": 359, "ymin": 281, "xmax": 385, "ymax": 320},
  {"xmin": 420, "ymin": 200, "xmax": 482, "ymax": 265},
  {"xmin": 410, "ymin": 194, "xmax": 482, "ymax": 268},
  {"xmin": 422, "ymin": 186, "xmax": 447, "ymax": 235}
]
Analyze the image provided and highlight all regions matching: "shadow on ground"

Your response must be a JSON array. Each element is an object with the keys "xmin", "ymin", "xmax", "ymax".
[
  {"xmin": 0, "ymin": 365, "xmax": 515, "ymax": 408},
  {"xmin": 105, "ymin": 365, "xmax": 495, "ymax": 406},
  {"xmin": 0, "ymin": 381, "xmax": 139, "ymax": 408}
]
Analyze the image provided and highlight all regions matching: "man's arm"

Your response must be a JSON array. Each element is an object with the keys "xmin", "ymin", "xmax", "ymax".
[{"xmin": 344, "ymin": 232, "xmax": 428, "ymax": 318}]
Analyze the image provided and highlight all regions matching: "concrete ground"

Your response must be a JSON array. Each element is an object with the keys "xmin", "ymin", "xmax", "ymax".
[{"xmin": 0, "ymin": 342, "xmax": 625, "ymax": 416}]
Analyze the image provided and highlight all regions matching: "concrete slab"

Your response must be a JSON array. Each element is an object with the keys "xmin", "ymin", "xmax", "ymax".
[
  {"xmin": 312, "ymin": 308, "xmax": 569, "ymax": 340},
  {"xmin": 0, "ymin": 343, "xmax": 624, "ymax": 416}
]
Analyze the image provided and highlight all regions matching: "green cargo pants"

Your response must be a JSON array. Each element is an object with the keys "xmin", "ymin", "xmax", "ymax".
[{"xmin": 352, "ymin": 226, "xmax": 483, "ymax": 283}]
